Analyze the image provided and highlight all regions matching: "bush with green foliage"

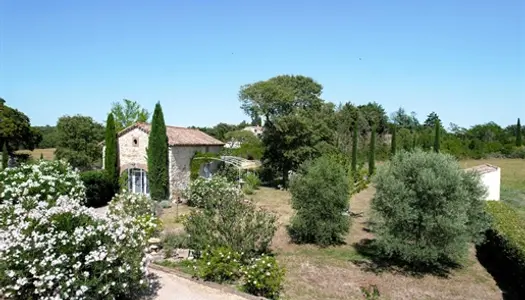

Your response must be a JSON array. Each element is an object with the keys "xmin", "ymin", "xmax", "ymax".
[
  {"xmin": 108, "ymin": 192, "xmax": 161, "ymax": 239},
  {"xmin": 244, "ymin": 172, "xmax": 261, "ymax": 189},
  {"xmin": 0, "ymin": 160, "xmax": 150, "ymax": 299},
  {"xmin": 371, "ymin": 149, "xmax": 490, "ymax": 266},
  {"xmin": 184, "ymin": 195, "xmax": 277, "ymax": 257},
  {"xmin": 477, "ymin": 201, "xmax": 525, "ymax": 294},
  {"xmin": 288, "ymin": 156, "xmax": 351, "ymax": 246},
  {"xmin": 240, "ymin": 254, "xmax": 285, "ymax": 300},
  {"xmin": 119, "ymin": 170, "xmax": 129, "ymax": 192},
  {"xmin": 192, "ymin": 247, "xmax": 243, "ymax": 283},
  {"xmin": 161, "ymin": 232, "xmax": 190, "ymax": 258},
  {"xmin": 0, "ymin": 159, "xmax": 85, "ymax": 205},
  {"xmin": 183, "ymin": 176, "xmax": 243, "ymax": 208},
  {"xmin": 80, "ymin": 170, "xmax": 114, "ymax": 208}
]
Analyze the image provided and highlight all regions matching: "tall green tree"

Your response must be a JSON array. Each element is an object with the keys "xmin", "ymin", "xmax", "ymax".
[
  {"xmin": 516, "ymin": 118, "xmax": 522, "ymax": 147},
  {"xmin": 0, "ymin": 99, "xmax": 41, "ymax": 151},
  {"xmin": 433, "ymin": 120, "xmax": 440, "ymax": 153},
  {"xmin": 104, "ymin": 113, "xmax": 119, "ymax": 193},
  {"xmin": 55, "ymin": 115, "xmax": 105, "ymax": 170},
  {"xmin": 1, "ymin": 142, "xmax": 7, "ymax": 169},
  {"xmin": 369, "ymin": 127, "xmax": 376, "ymax": 176},
  {"xmin": 110, "ymin": 99, "xmax": 150, "ymax": 131},
  {"xmin": 239, "ymin": 75, "xmax": 335, "ymax": 188},
  {"xmin": 423, "ymin": 112, "xmax": 441, "ymax": 128},
  {"xmin": 147, "ymin": 102, "xmax": 169, "ymax": 200},
  {"xmin": 390, "ymin": 125, "xmax": 397, "ymax": 157},
  {"xmin": 351, "ymin": 122, "xmax": 358, "ymax": 175}
]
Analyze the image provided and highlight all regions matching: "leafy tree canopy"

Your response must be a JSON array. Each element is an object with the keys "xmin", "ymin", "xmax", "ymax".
[
  {"xmin": 0, "ymin": 99, "xmax": 41, "ymax": 151},
  {"xmin": 55, "ymin": 115, "xmax": 105, "ymax": 171},
  {"xmin": 110, "ymin": 99, "xmax": 150, "ymax": 131}
]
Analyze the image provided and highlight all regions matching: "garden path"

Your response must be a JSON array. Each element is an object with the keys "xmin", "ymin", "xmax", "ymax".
[{"xmin": 150, "ymin": 269, "xmax": 249, "ymax": 300}]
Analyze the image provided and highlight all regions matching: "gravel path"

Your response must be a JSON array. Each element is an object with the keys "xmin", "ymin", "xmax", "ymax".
[{"xmin": 150, "ymin": 269, "xmax": 249, "ymax": 300}]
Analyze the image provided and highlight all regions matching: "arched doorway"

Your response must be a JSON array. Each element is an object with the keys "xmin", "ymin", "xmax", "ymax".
[{"xmin": 126, "ymin": 168, "xmax": 149, "ymax": 195}]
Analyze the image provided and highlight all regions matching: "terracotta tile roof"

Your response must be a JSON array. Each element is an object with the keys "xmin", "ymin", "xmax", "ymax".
[
  {"xmin": 465, "ymin": 164, "xmax": 499, "ymax": 175},
  {"xmin": 100, "ymin": 122, "xmax": 224, "ymax": 146}
]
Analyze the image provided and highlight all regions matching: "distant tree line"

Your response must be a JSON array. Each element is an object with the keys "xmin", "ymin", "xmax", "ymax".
[{"xmin": 2, "ymin": 80, "xmax": 523, "ymax": 173}]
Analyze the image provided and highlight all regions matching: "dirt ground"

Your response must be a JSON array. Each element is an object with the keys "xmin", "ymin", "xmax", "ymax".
[{"xmin": 248, "ymin": 187, "xmax": 503, "ymax": 300}]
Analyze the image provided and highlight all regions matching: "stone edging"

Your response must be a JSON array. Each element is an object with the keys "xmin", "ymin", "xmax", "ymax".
[{"xmin": 149, "ymin": 263, "xmax": 267, "ymax": 300}]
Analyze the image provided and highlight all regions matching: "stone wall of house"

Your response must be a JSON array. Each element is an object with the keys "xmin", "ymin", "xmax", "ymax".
[
  {"xmin": 169, "ymin": 145, "xmax": 223, "ymax": 197},
  {"xmin": 118, "ymin": 128, "xmax": 149, "ymax": 172}
]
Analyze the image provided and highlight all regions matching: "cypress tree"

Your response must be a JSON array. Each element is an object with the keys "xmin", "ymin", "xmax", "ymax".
[
  {"xmin": 147, "ymin": 102, "xmax": 169, "ymax": 201},
  {"xmin": 1, "ymin": 142, "xmax": 7, "ymax": 170},
  {"xmin": 517, "ymin": 118, "xmax": 522, "ymax": 147},
  {"xmin": 433, "ymin": 120, "xmax": 440, "ymax": 153},
  {"xmin": 351, "ymin": 122, "xmax": 358, "ymax": 176},
  {"xmin": 40, "ymin": 153, "xmax": 44, "ymax": 160},
  {"xmin": 368, "ymin": 126, "xmax": 376, "ymax": 176},
  {"xmin": 390, "ymin": 125, "xmax": 397, "ymax": 157},
  {"xmin": 104, "ymin": 113, "xmax": 119, "ymax": 193}
]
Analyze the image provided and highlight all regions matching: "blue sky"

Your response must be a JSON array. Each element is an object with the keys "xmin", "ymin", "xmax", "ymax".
[{"xmin": 1, "ymin": 0, "xmax": 523, "ymax": 128}]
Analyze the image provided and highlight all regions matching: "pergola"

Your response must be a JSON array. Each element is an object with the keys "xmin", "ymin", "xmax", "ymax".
[{"xmin": 193, "ymin": 155, "xmax": 261, "ymax": 185}]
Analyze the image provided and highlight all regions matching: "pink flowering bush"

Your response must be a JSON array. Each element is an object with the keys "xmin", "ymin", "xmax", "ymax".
[{"xmin": 0, "ymin": 161, "xmax": 152, "ymax": 300}]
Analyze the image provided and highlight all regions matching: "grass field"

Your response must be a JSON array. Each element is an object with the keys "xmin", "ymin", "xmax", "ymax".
[{"xmin": 16, "ymin": 148, "xmax": 56, "ymax": 160}]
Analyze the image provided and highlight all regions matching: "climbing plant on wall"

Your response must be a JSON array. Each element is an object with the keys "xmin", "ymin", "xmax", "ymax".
[{"xmin": 190, "ymin": 152, "xmax": 220, "ymax": 180}]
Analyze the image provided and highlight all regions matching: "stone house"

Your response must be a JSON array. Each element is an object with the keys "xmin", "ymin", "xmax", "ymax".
[{"xmin": 101, "ymin": 122, "xmax": 224, "ymax": 197}]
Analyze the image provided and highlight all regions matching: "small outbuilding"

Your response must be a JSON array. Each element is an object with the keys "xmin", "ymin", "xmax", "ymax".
[{"xmin": 465, "ymin": 164, "xmax": 501, "ymax": 201}]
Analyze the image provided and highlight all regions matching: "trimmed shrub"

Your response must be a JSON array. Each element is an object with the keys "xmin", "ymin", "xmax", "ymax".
[
  {"xmin": 240, "ymin": 254, "xmax": 285, "ymax": 300},
  {"xmin": 0, "ymin": 160, "xmax": 85, "ymax": 205},
  {"xmin": 371, "ymin": 149, "xmax": 490, "ymax": 266},
  {"xmin": 192, "ymin": 247, "xmax": 243, "ymax": 283},
  {"xmin": 108, "ymin": 192, "xmax": 161, "ymax": 240},
  {"xmin": 288, "ymin": 156, "xmax": 351, "ymax": 246},
  {"xmin": 80, "ymin": 170, "xmax": 114, "ymax": 208},
  {"xmin": 183, "ymin": 176, "xmax": 243, "ymax": 208},
  {"xmin": 477, "ymin": 201, "xmax": 525, "ymax": 294},
  {"xmin": 0, "ymin": 161, "xmax": 150, "ymax": 299},
  {"xmin": 184, "ymin": 196, "xmax": 277, "ymax": 257}
]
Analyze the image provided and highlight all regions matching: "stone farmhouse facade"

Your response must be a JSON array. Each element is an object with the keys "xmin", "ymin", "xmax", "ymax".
[{"xmin": 101, "ymin": 122, "xmax": 224, "ymax": 197}]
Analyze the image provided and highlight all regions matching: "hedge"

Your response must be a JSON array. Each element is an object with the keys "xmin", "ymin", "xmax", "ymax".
[
  {"xmin": 477, "ymin": 201, "xmax": 525, "ymax": 295},
  {"xmin": 80, "ymin": 170, "xmax": 114, "ymax": 208}
]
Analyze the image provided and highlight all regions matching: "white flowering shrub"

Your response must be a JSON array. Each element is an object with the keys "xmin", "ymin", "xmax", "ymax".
[
  {"xmin": 241, "ymin": 254, "xmax": 285, "ymax": 300},
  {"xmin": 0, "ymin": 161, "xmax": 152, "ymax": 299},
  {"xmin": 0, "ymin": 160, "xmax": 85, "ymax": 206},
  {"xmin": 0, "ymin": 196, "xmax": 150, "ymax": 299},
  {"xmin": 192, "ymin": 247, "xmax": 243, "ymax": 283},
  {"xmin": 183, "ymin": 176, "xmax": 243, "ymax": 208},
  {"xmin": 108, "ymin": 192, "xmax": 162, "ymax": 239}
]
